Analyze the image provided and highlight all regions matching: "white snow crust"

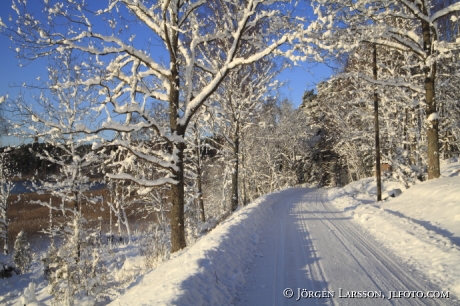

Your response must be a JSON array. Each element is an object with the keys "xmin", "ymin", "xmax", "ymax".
[{"xmin": 109, "ymin": 192, "xmax": 283, "ymax": 305}]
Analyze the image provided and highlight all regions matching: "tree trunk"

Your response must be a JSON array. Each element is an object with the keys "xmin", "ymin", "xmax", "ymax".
[
  {"xmin": 420, "ymin": 8, "xmax": 440, "ymax": 179},
  {"xmin": 241, "ymin": 140, "xmax": 248, "ymax": 206},
  {"xmin": 167, "ymin": 0, "xmax": 187, "ymax": 253},
  {"xmin": 72, "ymin": 191, "xmax": 81, "ymax": 260},
  {"xmin": 194, "ymin": 124, "xmax": 205, "ymax": 222},
  {"xmin": 197, "ymin": 170, "xmax": 205, "ymax": 222},
  {"xmin": 49, "ymin": 200, "xmax": 55, "ymax": 248},
  {"xmin": 404, "ymin": 108, "xmax": 408, "ymax": 153},
  {"xmin": 117, "ymin": 205, "xmax": 122, "ymax": 238},
  {"xmin": 443, "ymin": 130, "xmax": 450, "ymax": 159},
  {"xmin": 169, "ymin": 80, "xmax": 186, "ymax": 251},
  {"xmin": 3, "ymin": 224, "xmax": 8, "ymax": 255},
  {"xmin": 426, "ymin": 112, "xmax": 440, "ymax": 179},
  {"xmin": 170, "ymin": 141, "xmax": 186, "ymax": 253},
  {"xmin": 373, "ymin": 44, "xmax": 382, "ymax": 201},
  {"xmin": 230, "ymin": 126, "xmax": 240, "ymax": 212}
]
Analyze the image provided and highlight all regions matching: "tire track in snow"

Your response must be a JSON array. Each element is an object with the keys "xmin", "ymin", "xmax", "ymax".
[
  {"xmin": 306, "ymin": 190, "xmax": 446, "ymax": 305},
  {"xmin": 284, "ymin": 190, "xmax": 332, "ymax": 306},
  {"xmin": 290, "ymin": 197, "xmax": 337, "ymax": 306},
  {"xmin": 235, "ymin": 188, "xmax": 454, "ymax": 306}
]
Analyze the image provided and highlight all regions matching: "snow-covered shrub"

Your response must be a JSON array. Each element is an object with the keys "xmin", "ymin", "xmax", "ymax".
[
  {"xmin": 13, "ymin": 230, "xmax": 32, "ymax": 274},
  {"xmin": 115, "ymin": 256, "xmax": 144, "ymax": 286},
  {"xmin": 140, "ymin": 225, "xmax": 170, "ymax": 269},
  {"xmin": 42, "ymin": 245, "xmax": 57, "ymax": 280},
  {"xmin": 199, "ymin": 217, "xmax": 219, "ymax": 234},
  {"xmin": 47, "ymin": 215, "xmax": 107, "ymax": 306}
]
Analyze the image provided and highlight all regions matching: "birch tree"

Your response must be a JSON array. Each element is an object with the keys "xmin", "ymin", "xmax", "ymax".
[{"xmin": 2, "ymin": 0, "xmax": 317, "ymax": 252}]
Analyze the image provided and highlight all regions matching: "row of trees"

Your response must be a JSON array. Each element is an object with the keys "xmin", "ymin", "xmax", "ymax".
[
  {"xmin": 1, "ymin": 0, "xmax": 460, "ymax": 256},
  {"xmin": 0, "ymin": 1, "xmax": 459, "ymax": 302},
  {"xmin": 311, "ymin": 0, "xmax": 460, "ymax": 180},
  {"xmin": 1, "ymin": 0, "xmax": 323, "ymax": 253},
  {"xmin": 300, "ymin": 0, "xmax": 460, "ymax": 186}
]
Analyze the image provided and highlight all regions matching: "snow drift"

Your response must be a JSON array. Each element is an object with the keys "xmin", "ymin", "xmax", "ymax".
[{"xmin": 109, "ymin": 192, "xmax": 283, "ymax": 305}]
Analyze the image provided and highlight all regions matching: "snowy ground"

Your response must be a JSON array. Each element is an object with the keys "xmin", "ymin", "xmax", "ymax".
[
  {"xmin": 110, "ymin": 161, "xmax": 460, "ymax": 305},
  {"xmin": 108, "ymin": 193, "xmax": 284, "ymax": 305},
  {"xmin": 328, "ymin": 159, "xmax": 460, "ymax": 301},
  {"xmin": 2, "ymin": 160, "xmax": 459, "ymax": 305},
  {"xmin": 236, "ymin": 188, "xmax": 451, "ymax": 306}
]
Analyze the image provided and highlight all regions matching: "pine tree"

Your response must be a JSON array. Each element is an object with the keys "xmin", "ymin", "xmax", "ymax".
[
  {"xmin": 300, "ymin": 89, "xmax": 318, "ymax": 114},
  {"xmin": 13, "ymin": 230, "xmax": 32, "ymax": 274}
]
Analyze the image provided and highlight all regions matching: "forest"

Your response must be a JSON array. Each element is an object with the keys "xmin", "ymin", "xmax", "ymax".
[{"xmin": 0, "ymin": 0, "xmax": 459, "ymax": 305}]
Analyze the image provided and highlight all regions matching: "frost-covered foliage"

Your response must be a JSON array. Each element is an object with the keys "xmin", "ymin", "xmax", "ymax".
[
  {"xmin": 208, "ymin": 58, "xmax": 282, "ymax": 211},
  {"xmin": 106, "ymin": 181, "xmax": 133, "ymax": 244},
  {"xmin": 4, "ymin": 0, "xmax": 323, "ymax": 253},
  {"xmin": 313, "ymin": 0, "xmax": 460, "ymax": 179},
  {"xmin": 312, "ymin": 40, "xmax": 459, "ymax": 186},
  {"xmin": 46, "ymin": 215, "xmax": 106, "ymax": 306},
  {"xmin": 139, "ymin": 225, "xmax": 170, "ymax": 269},
  {"xmin": 436, "ymin": 57, "xmax": 460, "ymax": 158},
  {"xmin": 13, "ymin": 230, "xmax": 32, "ymax": 274},
  {"xmin": 12, "ymin": 53, "xmax": 101, "ymax": 212},
  {"xmin": 209, "ymin": 98, "xmax": 317, "ymax": 199},
  {"xmin": 190, "ymin": 97, "xmax": 313, "ymax": 210},
  {"xmin": 6, "ymin": 53, "xmax": 110, "ymax": 304}
]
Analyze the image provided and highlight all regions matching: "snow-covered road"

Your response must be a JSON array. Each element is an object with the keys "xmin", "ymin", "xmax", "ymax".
[{"xmin": 236, "ymin": 188, "xmax": 450, "ymax": 306}]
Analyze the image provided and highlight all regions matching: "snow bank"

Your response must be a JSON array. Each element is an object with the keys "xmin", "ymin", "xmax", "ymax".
[
  {"xmin": 109, "ymin": 191, "xmax": 283, "ymax": 306},
  {"xmin": 328, "ymin": 161, "xmax": 460, "ymax": 298},
  {"xmin": 381, "ymin": 160, "xmax": 460, "ymax": 239}
]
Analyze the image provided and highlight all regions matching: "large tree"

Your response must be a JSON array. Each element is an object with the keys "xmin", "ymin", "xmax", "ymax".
[{"xmin": 2, "ymin": 0, "xmax": 316, "ymax": 252}]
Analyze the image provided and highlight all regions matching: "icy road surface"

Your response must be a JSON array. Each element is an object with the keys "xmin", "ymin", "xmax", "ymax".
[{"xmin": 235, "ymin": 188, "xmax": 451, "ymax": 306}]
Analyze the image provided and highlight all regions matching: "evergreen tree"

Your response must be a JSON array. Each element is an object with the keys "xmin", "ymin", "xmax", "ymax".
[
  {"xmin": 13, "ymin": 230, "xmax": 32, "ymax": 274},
  {"xmin": 300, "ymin": 89, "xmax": 318, "ymax": 114}
]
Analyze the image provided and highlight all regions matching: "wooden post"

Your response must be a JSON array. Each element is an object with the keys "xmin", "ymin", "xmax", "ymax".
[{"xmin": 373, "ymin": 44, "xmax": 382, "ymax": 202}]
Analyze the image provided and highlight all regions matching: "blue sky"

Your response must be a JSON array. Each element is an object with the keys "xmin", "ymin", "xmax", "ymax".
[{"xmin": 0, "ymin": 2, "xmax": 333, "ymax": 146}]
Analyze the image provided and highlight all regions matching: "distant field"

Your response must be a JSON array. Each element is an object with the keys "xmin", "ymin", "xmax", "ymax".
[{"xmin": 6, "ymin": 186, "xmax": 157, "ymax": 253}]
